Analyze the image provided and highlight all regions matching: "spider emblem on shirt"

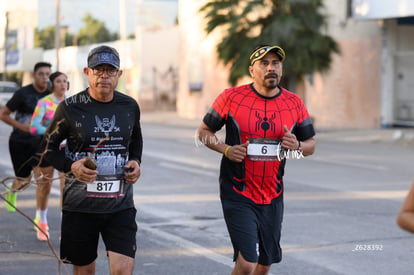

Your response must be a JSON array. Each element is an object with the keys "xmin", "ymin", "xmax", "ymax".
[{"xmin": 255, "ymin": 111, "xmax": 276, "ymax": 133}]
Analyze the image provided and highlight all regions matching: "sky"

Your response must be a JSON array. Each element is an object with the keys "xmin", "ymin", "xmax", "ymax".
[{"xmin": 37, "ymin": 0, "xmax": 178, "ymax": 35}]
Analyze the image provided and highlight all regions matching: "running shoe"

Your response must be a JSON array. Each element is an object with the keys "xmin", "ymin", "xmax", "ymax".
[
  {"xmin": 33, "ymin": 215, "xmax": 49, "ymax": 231},
  {"xmin": 5, "ymin": 192, "xmax": 17, "ymax": 213},
  {"xmin": 33, "ymin": 215, "xmax": 40, "ymax": 231},
  {"xmin": 36, "ymin": 222, "xmax": 49, "ymax": 241}
]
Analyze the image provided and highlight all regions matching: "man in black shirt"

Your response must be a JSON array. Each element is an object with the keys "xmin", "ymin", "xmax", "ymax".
[
  {"xmin": 45, "ymin": 45, "xmax": 142, "ymax": 275},
  {"xmin": 0, "ymin": 62, "xmax": 51, "ymax": 213}
]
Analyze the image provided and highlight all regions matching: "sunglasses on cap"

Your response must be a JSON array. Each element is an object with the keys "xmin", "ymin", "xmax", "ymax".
[{"xmin": 249, "ymin": 45, "xmax": 286, "ymax": 65}]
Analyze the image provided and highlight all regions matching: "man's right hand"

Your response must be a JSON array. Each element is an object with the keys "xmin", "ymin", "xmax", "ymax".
[
  {"xmin": 226, "ymin": 141, "xmax": 249, "ymax": 163},
  {"xmin": 71, "ymin": 158, "xmax": 99, "ymax": 183}
]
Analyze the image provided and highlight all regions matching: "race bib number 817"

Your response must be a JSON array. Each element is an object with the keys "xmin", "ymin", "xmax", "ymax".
[{"xmin": 87, "ymin": 177, "xmax": 122, "ymax": 198}]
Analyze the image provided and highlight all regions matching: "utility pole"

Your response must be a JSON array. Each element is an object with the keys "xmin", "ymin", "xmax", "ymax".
[
  {"xmin": 3, "ymin": 11, "xmax": 9, "ymax": 81},
  {"xmin": 119, "ymin": 0, "xmax": 127, "ymax": 41},
  {"xmin": 55, "ymin": 0, "xmax": 60, "ymax": 70}
]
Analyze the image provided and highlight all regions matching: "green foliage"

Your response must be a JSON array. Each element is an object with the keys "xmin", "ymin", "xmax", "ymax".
[
  {"xmin": 34, "ymin": 26, "xmax": 55, "ymax": 49},
  {"xmin": 34, "ymin": 26, "xmax": 75, "ymax": 49},
  {"xmin": 77, "ymin": 13, "xmax": 119, "ymax": 45},
  {"xmin": 199, "ymin": 0, "xmax": 340, "ymax": 85},
  {"xmin": 64, "ymin": 32, "xmax": 75, "ymax": 46},
  {"xmin": 34, "ymin": 13, "xmax": 120, "ymax": 49}
]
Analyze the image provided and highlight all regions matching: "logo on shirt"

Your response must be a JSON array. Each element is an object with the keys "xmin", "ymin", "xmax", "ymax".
[
  {"xmin": 255, "ymin": 111, "xmax": 276, "ymax": 133},
  {"xmin": 94, "ymin": 115, "xmax": 120, "ymax": 135}
]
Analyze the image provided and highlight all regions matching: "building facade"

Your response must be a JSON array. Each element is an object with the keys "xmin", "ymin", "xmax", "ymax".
[
  {"xmin": 177, "ymin": 0, "xmax": 414, "ymax": 129},
  {"xmin": 0, "ymin": 0, "xmax": 179, "ymax": 110},
  {"xmin": 3, "ymin": 0, "xmax": 414, "ymax": 128},
  {"xmin": 351, "ymin": 0, "xmax": 414, "ymax": 127}
]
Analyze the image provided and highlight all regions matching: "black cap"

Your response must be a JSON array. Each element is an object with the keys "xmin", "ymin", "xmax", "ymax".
[
  {"xmin": 249, "ymin": 45, "xmax": 286, "ymax": 65},
  {"xmin": 87, "ymin": 45, "xmax": 120, "ymax": 69}
]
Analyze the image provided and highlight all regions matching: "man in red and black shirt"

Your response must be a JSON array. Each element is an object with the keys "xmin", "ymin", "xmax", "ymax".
[{"xmin": 198, "ymin": 45, "xmax": 316, "ymax": 274}]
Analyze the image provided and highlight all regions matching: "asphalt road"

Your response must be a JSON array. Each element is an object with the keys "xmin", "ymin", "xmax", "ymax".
[{"xmin": 1, "ymin": 117, "xmax": 414, "ymax": 275}]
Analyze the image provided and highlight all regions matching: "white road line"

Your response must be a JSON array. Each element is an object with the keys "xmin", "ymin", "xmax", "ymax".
[
  {"xmin": 139, "ymin": 221, "xmax": 234, "ymax": 268},
  {"xmin": 50, "ymin": 187, "xmax": 61, "ymax": 196},
  {"xmin": 285, "ymin": 190, "xmax": 407, "ymax": 201},
  {"xmin": 136, "ymin": 204, "xmax": 279, "ymax": 274},
  {"xmin": 138, "ymin": 221, "xmax": 274, "ymax": 275},
  {"xmin": 143, "ymin": 150, "xmax": 219, "ymax": 170},
  {"xmin": 310, "ymin": 156, "xmax": 387, "ymax": 171}
]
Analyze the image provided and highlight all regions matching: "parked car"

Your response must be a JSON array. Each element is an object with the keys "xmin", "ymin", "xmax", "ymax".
[{"xmin": 0, "ymin": 81, "xmax": 19, "ymax": 108}]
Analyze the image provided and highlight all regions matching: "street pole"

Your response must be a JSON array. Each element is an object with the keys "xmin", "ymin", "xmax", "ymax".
[
  {"xmin": 119, "ymin": 0, "xmax": 127, "ymax": 41},
  {"xmin": 3, "ymin": 11, "xmax": 9, "ymax": 81},
  {"xmin": 55, "ymin": 0, "xmax": 60, "ymax": 70}
]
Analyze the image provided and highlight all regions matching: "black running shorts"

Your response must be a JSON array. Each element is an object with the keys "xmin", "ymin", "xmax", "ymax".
[
  {"xmin": 9, "ymin": 136, "xmax": 42, "ymax": 177},
  {"xmin": 60, "ymin": 208, "xmax": 138, "ymax": 266},
  {"xmin": 221, "ymin": 196, "xmax": 284, "ymax": 265}
]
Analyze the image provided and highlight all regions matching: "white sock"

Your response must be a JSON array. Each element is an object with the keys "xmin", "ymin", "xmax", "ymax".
[
  {"xmin": 39, "ymin": 209, "xmax": 48, "ymax": 223},
  {"xmin": 35, "ymin": 209, "xmax": 40, "ymax": 218}
]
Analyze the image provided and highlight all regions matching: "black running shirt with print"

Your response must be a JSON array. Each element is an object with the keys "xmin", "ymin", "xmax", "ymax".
[{"xmin": 45, "ymin": 89, "xmax": 142, "ymax": 214}]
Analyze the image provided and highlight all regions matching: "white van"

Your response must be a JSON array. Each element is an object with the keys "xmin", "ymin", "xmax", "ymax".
[{"xmin": 0, "ymin": 81, "xmax": 19, "ymax": 108}]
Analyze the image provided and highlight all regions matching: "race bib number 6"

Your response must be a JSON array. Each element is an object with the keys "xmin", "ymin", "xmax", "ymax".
[{"xmin": 247, "ymin": 138, "xmax": 284, "ymax": 161}]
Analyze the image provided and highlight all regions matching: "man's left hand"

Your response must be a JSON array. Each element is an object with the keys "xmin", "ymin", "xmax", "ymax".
[
  {"xmin": 281, "ymin": 125, "xmax": 300, "ymax": 150},
  {"xmin": 124, "ymin": 160, "xmax": 141, "ymax": 184}
]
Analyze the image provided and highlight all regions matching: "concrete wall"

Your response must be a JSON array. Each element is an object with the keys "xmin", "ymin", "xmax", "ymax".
[
  {"xmin": 176, "ymin": 0, "xmax": 231, "ymax": 120},
  {"xmin": 305, "ymin": 0, "xmax": 382, "ymax": 129},
  {"xmin": 305, "ymin": 37, "xmax": 381, "ymax": 129},
  {"xmin": 381, "ymin": 19, "xmax": 414, "ymax": 126},
  {"xmin": 177, "ymin": 0, "xmax": 384, "ymax": 128},
  {"xmin": 138, "ymin": 26, "xmax": 179, "ymax": 110}
]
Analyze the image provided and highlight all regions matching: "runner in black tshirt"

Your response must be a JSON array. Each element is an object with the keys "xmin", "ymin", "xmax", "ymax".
[
  {"xmin": 0, "ymin": 62, "xmax": 51, "ymax": 213},
  {"xmin": 198, "ymin": 45, "xmax": 316, "ymax": 275},
  {"xmin": 47, "ymin": 89, "xmax": 142, "ymax": 212},
  {"xmin": 45, "ymin": 45, "xmax": 142, "ymax": 274}
]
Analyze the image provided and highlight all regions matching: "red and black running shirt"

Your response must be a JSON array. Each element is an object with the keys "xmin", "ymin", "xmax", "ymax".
[{"xmin": 203, "ymin": 83, "xmax": 315, "ymax": 204}]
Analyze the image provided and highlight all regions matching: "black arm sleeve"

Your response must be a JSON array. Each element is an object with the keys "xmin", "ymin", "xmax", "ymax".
[
  {"xmin": 128, "ymin": 106, "xmax": 143, "ymax": 164},
  {"xmin": 295, "ymin": 117, "xmax": 316, "ymax": 141},
  {"xmin": 202, "ymin": 107, "xmax": 225, "ymax": 132}
]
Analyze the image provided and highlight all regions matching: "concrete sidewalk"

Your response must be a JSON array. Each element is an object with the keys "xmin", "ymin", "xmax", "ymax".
[
  {"xmin": 141, "ymin": 110, "xmax": 201, "ymax": 128},
  {"xmin": 140, "ymin": 111, "xmax": 414, "ymax": 144}
]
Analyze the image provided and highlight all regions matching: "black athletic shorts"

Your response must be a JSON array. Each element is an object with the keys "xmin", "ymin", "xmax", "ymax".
[
  {"xmin": 33, "ymin": 135, "xmax": 54, "ymax": 168},
  {"xmin": 9, "ymin": 135, "xmax": 42, "ymax": 177},
  {"xmin": 221, "ymin": 195, "xmax": 284, "ymax": 265},
  {"xmin": 60, "ymin": 207, "xmax": 138, "ymax": 266}
]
